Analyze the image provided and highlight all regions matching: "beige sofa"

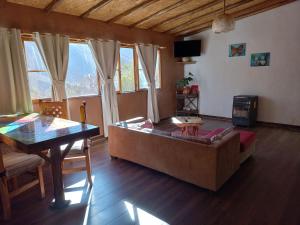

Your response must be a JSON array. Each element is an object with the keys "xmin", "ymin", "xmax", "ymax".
[{"xmin": 108, "ymin": 124, "xmax": 240, "ymax": 191}]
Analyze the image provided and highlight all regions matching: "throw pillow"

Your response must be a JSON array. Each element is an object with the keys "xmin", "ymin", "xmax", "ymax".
[
  {"xmin": 140, "ymin": 119, "xmax": 154, "ymax": 129},
  {"xmin": 171, "ymin": 132, "xmax": 212, "ymax": 145},
  {"xmin": 215, "ymin": 126, "xmax": 235, "ymax": 140}
]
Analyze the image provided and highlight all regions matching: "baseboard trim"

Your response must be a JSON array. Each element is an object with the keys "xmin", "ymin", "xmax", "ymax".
[
  {"xmin": 200, "ymin": 114, "xmax": 232, "ymax": 122},
  {"xmin": 256, "ymin": 121, "xmax": 300, "ymax": 132},
  {"xmin": 200, "ymin": 114, "xmax": 300, "ymax": 132}
]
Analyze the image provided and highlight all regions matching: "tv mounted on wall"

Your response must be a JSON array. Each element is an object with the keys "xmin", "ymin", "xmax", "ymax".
[{"xmin": 174, "ymin": 40, "xmax": 201, "ymax": 58}]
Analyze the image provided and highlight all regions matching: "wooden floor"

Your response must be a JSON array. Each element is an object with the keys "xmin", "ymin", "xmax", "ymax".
[{"xmin": 1, "ymin": 118, "xmax": 300, "ymax": 225}]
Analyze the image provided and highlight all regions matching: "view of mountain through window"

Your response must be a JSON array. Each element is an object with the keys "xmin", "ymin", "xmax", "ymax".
[
  {"xmin": 65, "ymin": 43, "xmax": 98, "ymax": 97},
  {"xmin": 24, "ymin": 41, "xmax": 52, "ymax": 99},
  {"xmin": 120, "ymin": 47, "xmax": 135, "ymax": 92},
  {"xmin": 24, "ymin": 42, "xmax": 162, "ymax": 99}
]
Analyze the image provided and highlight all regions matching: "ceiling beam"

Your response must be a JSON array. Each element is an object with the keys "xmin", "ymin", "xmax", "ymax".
[
  {"xmin": 167, "ymin": 0, "xmax": 254, "ymax": 34},
  {"xmin": 129, "ymin": 0, "xmax": 190, "ymax": 28},
  {"xmin": 80, "ymin": 0, "xmax": 113, "ymax": 18},
  {"xmin": 175, "ymin": 0, "xmax": 296, "ymax": 37},
  {"xmin": 148, "ymin": 0, "xmax": 223, "ymax": 30},
  {"xmin": 107, "ymin": 0, "xmax": 160, "ymax": 23},
  {"xmin": 44, "ymin": 0, "xmax": 62, "ymax": 12}
]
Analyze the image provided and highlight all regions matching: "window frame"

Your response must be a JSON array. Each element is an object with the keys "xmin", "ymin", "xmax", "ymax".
[
  {"xmin": 22, "ymin": 35, "xmax": 162, "ymax": 100},
  {"xmin": 22, "ymin": 37, "xmax": 48, "ymax": 75},
  {"xmin": 115, "ymin": 45, "xmax": 138, "ymax": 94},
  {"xmin": 115, "ymin": 46, "xmax": 162, "ymax": 93},
  {"xmin": 65, "ymin": 41, "xmax": 100, "ymax": 98},
  {"xmin": 22, "ymin": 37, "xmax": 52, "ymax": 100}
]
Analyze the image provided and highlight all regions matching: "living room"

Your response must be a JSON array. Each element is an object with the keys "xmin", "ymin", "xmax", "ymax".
[{"xmin": 0, "ymin": 0, "xmax": 299, "ymax": 225}]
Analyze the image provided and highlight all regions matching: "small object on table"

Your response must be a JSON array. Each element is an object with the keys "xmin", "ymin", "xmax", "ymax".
[
  {"xmin": 172, "ymin": 116, "xmax": 204, "ymax": 136},
  {"xmin": 80, "ymin": 101, "xmax": 87, "ymax": 123}
]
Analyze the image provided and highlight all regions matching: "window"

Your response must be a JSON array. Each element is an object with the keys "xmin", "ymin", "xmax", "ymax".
[
  {"xmin": 119, "ymin": 47, "xmax": 136, "ymax": 93},
  {"xmin": 65, "ymin": 43, "xmax": 98, "ymax": 98},
  {"xmin": 23, "ymin": 41, "xmax": 52, "ymax": 100},
  {"xmin": 115, "ymin": 47, "xmax": 162, "ymax": 93},
  {"xmin": 138, "ymin": 50, "xmax": 161, "ymax": 89}
]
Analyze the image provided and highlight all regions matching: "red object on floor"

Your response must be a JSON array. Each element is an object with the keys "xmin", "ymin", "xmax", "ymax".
[{"xmin": 238, "ymin": 130, "xmax": 256, "ymax": 152}]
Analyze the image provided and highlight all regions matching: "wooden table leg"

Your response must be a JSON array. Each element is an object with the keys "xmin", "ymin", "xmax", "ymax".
[
  {"xmin": 192, "ymin": 126, "xmax": 199, "ymax": 136},
  {"xmin": 181, "ymin": 127, "xmax": 187, "ymax": 136},
  {"xmin": 49, "ymin": 146, "xmax": 70, "ymax": 209}
]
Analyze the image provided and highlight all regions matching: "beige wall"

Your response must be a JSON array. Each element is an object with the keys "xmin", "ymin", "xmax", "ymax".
[
  {"xmin": 185, "ymin": 1, "xmax": 300, "ymax": 126},
  {"xmin": 0, "ymin": 2, "xmax": 184, "ymax": 135},
  {"xmin": 66, "ymin": 92, "xmax": 148, "ymax": 135}
]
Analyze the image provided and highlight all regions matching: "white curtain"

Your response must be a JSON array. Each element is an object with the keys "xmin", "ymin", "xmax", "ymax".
[
  {"xmin": 136, "ymin": 44, "xmax": 160, "ymax": 123},
  {"xmin": 0, "ymin": 28, "xmax": 33, "ymax": 114},
  {"xmin": 33, "ymin": 33, "xmax": 69, "ymax": 101},
  {"xmin": 88, "ymin": 39, "xmax": 120, "ymax": 137}
]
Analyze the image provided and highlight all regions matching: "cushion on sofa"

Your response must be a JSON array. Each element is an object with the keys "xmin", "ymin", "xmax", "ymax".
[
  {"xmin": 203, "ymin": 128, "xmax": 224, "ymax": 138},
  {"xmin": 239, "ymin": 130, "xmax": 256, "ymax": 152},
  {"xmin": 216, "ymin": 126, "xmax": 235, "ymax": 140},
  {"xmin": 171, "ymin": 130, "xmax": 212, "ymax": 144},
  {"xmin": 140, "ymin": 119, "xmax": 154, "ymax": 129},
  {"xmin": 172, "ymin": 133, "xmax": 212, "ymax": 144}
]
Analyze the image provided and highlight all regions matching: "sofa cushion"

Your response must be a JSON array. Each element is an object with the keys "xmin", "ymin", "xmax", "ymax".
[
  {"xmin": 171, "ymin": 130, "xmax": 212, "ymax": 144},
  {"xmin": 203, "ymin": 128, "xmax": 225, "ymax": 139},
  {"xmin": 239, "ymin": 131, "xmax": 256, "ymax": 152},
  {"xmin": 215, "ymin": 126, "xmax": 235, "ymax": 140},
  {"xmin": 140, "ymin": 119, "xmax": 154, "ymax": 129}
]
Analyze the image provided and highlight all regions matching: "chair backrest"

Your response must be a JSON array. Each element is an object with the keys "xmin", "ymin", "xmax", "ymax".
[{"xmin": 39, "ymin": 100, "xmax": 68, "ymax": 119}]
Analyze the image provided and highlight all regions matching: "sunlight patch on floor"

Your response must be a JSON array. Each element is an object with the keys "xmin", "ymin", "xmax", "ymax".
[
  {"xmin": 53, "ymin": 176, "xmax": 95, "ymax": 206},
  {"xmin": 124, "ymin": 201, "xmax": 169, "ymax": 225}
]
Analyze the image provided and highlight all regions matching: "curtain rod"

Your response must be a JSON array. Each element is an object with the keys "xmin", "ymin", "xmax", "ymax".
[{"xmin": 21, "ymin": 33, "xmax": 166, "ymax": 49}]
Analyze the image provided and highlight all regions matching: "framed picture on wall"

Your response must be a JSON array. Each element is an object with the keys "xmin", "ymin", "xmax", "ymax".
[
  {"xmin": 250, "ymin": 52, "xmax": 270, "ymax": 67},
  {"xmin": 229, "ymin": 43, "xmax": 246, "ymax": 57}
]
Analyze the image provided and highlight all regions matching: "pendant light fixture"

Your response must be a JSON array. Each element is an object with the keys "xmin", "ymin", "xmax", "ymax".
[{"xmin": 212, "ymin": 0, "xmax": 235, "ymax": 33}]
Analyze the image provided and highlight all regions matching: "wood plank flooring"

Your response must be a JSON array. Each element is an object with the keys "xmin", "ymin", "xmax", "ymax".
[{"xmin": 1, "ymin": 118, "xmax": 300, "ymax": 225}]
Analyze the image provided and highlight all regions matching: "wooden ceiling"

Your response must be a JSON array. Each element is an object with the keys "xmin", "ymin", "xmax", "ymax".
[{"xmin": 6, "ymin": 0, "xmax": 296, "ymax": 36}]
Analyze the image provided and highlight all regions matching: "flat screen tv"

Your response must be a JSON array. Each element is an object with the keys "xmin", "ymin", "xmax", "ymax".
[{"xmin": 174, "ymin": 40, "xmax": 201, "ymax": 57}]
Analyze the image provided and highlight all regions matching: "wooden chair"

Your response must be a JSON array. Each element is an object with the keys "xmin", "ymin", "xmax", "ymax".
[
  {"xmin": 38, "ymin": 100, "xmax": 93, "ymax": 185},
  {"xmin": 38, "ymin": 99, "xmax": 68, "ymax": 119},
  {"xmin": 0, "ymin": 143, "xmax": 45, "ymax": 220}
]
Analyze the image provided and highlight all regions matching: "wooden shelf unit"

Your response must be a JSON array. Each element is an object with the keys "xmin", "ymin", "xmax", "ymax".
[
  {"xmin": 175, "ymin": 61, "xmax": 196, "ymax": 64},
  {"xmin": 176, "ymin": 93, "xmax": 199, "ymax": 116}
]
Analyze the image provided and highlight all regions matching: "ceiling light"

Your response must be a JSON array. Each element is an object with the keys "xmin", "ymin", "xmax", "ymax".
[{"xmin": 212, "ymin": 0, "xmax": 235, "ymax": 33}]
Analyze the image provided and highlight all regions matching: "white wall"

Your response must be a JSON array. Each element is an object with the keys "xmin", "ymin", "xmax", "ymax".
[{"xmin": 185, "ymin": 1, "xmax": 300, "ymax": 126}]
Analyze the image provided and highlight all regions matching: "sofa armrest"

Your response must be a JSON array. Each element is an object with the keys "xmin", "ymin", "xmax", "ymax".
[{"xmin": 214, "ymin": 131, "xmax": 240, "ymax": 190}]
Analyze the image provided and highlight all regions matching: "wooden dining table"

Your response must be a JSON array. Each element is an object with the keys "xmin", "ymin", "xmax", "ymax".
[{"xmin": 0, "ymin": 113, "xmax": 100, "ymax": 209}]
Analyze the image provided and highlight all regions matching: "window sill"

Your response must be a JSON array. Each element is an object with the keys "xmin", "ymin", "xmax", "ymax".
[
  {"xmin": 67, "ymin": 94, "xmax": 100, "ymax": 100},
  {"xmin": 32, "ymin": 98, "xmax": 51, "ymax": 104},
  {"xmin": 31, "ymin": 89, "xmax": 162, "ymax": 102}
]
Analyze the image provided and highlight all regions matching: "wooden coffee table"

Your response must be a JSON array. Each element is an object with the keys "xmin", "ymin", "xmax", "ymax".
[{"xmin": 173, "ymin": 116, "xmax": 204, "ymax": 136}]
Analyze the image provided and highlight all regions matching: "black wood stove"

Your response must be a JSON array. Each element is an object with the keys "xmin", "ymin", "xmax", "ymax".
[{"xmin": 232, "ymin": 95, "xmax": 258, "ymax": 127}]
